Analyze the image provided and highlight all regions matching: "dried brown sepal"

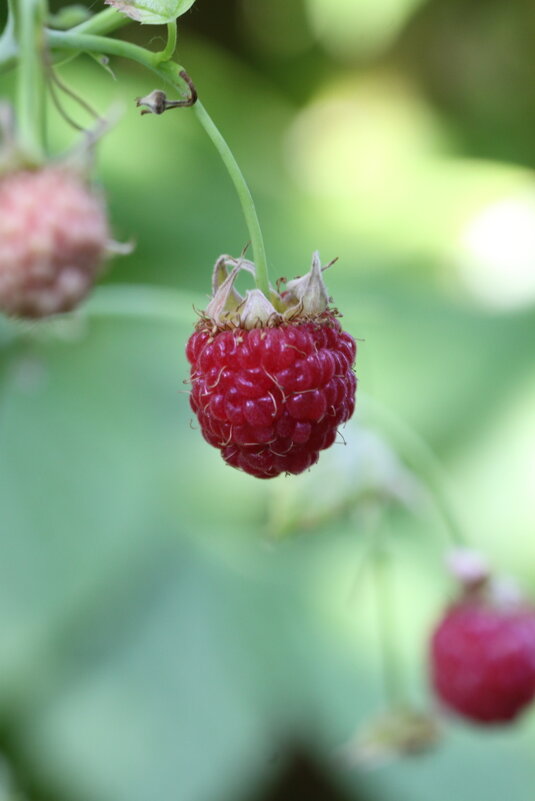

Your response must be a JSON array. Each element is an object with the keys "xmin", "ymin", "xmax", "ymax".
[
  {"xmin": 201, "ymin": 250, "xmax": 340, "ymax": 331},
  {"xmin": 342, "ymin": 709, "xmax": 441, "ymax": 769},
  {"xmin": 136, "ymin": 77, "xmax": 197, "ymax": 116}
]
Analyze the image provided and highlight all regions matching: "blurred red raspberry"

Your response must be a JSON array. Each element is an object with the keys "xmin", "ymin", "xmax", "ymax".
[
  {"xmin": 0, "ymin": 167, "xmax": 111, "ymax": 318},
  {"xmin": 430, "ymin": 601, "xmax": 535, "ymax": 724}
]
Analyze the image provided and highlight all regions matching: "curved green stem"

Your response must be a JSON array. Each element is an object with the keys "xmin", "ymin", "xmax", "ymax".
[
  {"xmin": 362, "ymin": 394, "xmax": 467, "ymax": 548},
  {"xmin": 70, "ymin": 7, "xmax": 130, "ymax": 36},
  {"xmin": 15, "ymin": 0, "xmax": 47, "ymax": 163},
  {"xmin": 156, "ymin": 21, "xmax": 177, "ymax": 63},
  {"xmin": 192, "ymin": 100, "xmax": 270, "ymax": 297},
  {"xmin": 47, "ymin": 29, "xmax": 161, "ymax": 69},
  {"xmin": 46, "ymin": 30, "xmax": 272, "ymax": 297},
  {"xmin": 43, "ymin": 8, "xmax": 130, "ymax": 70}
]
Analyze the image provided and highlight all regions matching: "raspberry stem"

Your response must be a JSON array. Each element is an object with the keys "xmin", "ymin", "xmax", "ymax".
[
  {"xmin": 362, "ymin": 394, "xmax": 468, "ymax": 548},
  {"xmin": 47, "ymin": 29, "xmax": 165, "ymax": 70},
  {"xmin": 68, "ymin": 7, "xmax": 129, "ymax": 37},
  {"xmin": 156, "ymin": 21, "xmax": 177, "ymax": 63},
  {"xmin": 192, "ymin": 99, "xmax": 271, "ymax": 299},
  {"xmin": 372, "ymin": 540, "xmax": 407, "ymax": 710},
  {"xmin": 14, "ymin": 0, "xmax": 47, "ymax": 163},
  {"xmin": 47, "ymin": 28, "xmax": 272, "ymax": 299}
]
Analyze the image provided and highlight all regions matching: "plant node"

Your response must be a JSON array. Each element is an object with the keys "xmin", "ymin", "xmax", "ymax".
[{"xmin": 136, "ymin": 71, "xmax": 197, "ymax": 115}]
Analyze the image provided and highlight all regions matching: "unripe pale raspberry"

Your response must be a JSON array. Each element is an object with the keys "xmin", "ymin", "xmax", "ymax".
[
  {"xmin": 430, "ymin": 601, "xmax": 535, "ymax": 724},
  {"xmin": 186, "ymin": 253, "xmax": 357, "ymax": 478},
  {"xmin": 0, "ymin": 167, "xmax": 111, "ymax": 318}
]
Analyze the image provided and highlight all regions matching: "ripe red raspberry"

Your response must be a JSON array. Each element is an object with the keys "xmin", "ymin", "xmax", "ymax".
[
  {"xmin": 187, "ymin": 317, "xmax": 356, "ymax": 478},
  {"xmin": 430, "ymin": 601, "xmax": 535, "ymax": 724},
  {"xmin": 0, "ymin": 166, "xmax": 111, "ymax": 318},
  {"xmin": 186, "ymin": 253, "xmax": 357, "ymax": 478}
]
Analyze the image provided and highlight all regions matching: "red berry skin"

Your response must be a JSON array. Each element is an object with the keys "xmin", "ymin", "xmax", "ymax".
[
  {"xmin": 430, "ymin": 603, "xmax": 535, "ymax": 724},
  {"xmin": 186, "ymin": 315, "xmax": 357, "ymax": 478},
  {"xmin": 0, "ymin": 168, "xmax": 110, "ymax": 318}
]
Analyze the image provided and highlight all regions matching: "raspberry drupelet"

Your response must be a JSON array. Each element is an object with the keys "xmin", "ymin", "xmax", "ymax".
[
  {"xmin": 186, "ymin": 253, "xmax": 357, "ymax": 478},
  {"xmin": 430, "ymin": 577, "xmax": 535, "ymax": 724}
]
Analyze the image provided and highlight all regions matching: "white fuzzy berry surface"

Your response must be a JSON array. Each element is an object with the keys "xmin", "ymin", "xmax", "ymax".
[{"xmin": 0, "ymin": 167, "xmax": 110, "ymax": 318}]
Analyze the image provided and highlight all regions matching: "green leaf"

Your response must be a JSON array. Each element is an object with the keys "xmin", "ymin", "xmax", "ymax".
[{"xmin": 104, "ymin": 0, "xmax": 196, "ymax": 25}]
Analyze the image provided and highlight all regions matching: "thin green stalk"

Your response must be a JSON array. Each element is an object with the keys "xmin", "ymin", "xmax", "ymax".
[
  {"xmin": 156, "ymin": 21, "xmax": 177, "ymax": 63},
  {"xmin": 372, "ymin": 541, "xmax": 406, "ymax": 710},
  {"xmin": 70, "ymin": 6, "xmax": 130, "ymax": 36},
  {"xmin": 15, "ymin": 0, "xmax": 47, "ymax": 162},
  {"xmin": 47, "ymin": 30, "xmax": 272, "ymax": 296},
  {"xmin": 47, "ymin": 29, "xmax": 161, "ymax": 70},
  {"xmin": 44, "ymin": 7, "xmax": 131, "ymax": 70},
  {"xmin": 362, "ymin": 394, "xmax": 467, "ymax": 548},
  {"xmin": 347, "ymin": 506, "xmax": 382, "ymax": 602},
  {"xmin": 192, "ymin": 100, "xmax": 270, "ymax": 297}
]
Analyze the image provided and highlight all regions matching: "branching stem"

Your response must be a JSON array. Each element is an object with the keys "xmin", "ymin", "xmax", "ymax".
[
  {"xmin": 69, "ymin": 7, "xmax": 129, "ymax": 37},
  {"xmin": 363, "ymin": 394, "xmax": 468, "ymax": 548},
  {"xmin": 192, "ymin": 100, "xmax": 270, "ymax": 297},
  {"xmin": 157, "ymin": 21, "xmax": 177, "ymax": 62},
  {"xmin": 46, "ymin": 29, "xmax": 271, "ymax": 296},
  {"xmin": 372, "ymin": 540, "xmax": 407, "ymax": 710}
]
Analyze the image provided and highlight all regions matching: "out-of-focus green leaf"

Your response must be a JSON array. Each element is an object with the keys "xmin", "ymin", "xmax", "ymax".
[{"xmin": 104, "ymin": 0, "xmax": 196, "ymax": 25}]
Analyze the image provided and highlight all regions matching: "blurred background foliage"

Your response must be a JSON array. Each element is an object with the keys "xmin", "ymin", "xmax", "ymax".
[{"xmin": 1, "ymin": 0, "xmax": 535, "ymax": 799}]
